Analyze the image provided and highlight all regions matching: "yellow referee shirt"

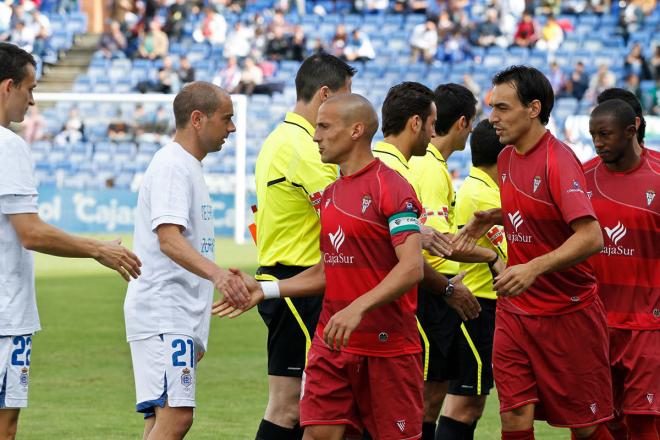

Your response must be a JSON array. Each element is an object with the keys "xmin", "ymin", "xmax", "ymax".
[
  {"xmin": 255, "ymin": 112, "xmax": 338, "ymax": 267},
  {"xmin": 372, "ymin": 141, "xmax": 421, "ymax": 197},
  {"xmin": 455, "ymin": 166, "xmax": 508, "ymax": 300},
  {"xmin": 409, "ymin": 143, "xmax": 460, "ymax": 275}
]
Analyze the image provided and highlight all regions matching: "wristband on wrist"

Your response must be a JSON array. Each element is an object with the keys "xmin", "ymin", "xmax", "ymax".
[
  {"xmin": 259, "ymin": 281, "xmax": 280, "ymax": 299},
  {"xmin": 487, "ymin": 253, "xmax": 499, "ymax": 267}
]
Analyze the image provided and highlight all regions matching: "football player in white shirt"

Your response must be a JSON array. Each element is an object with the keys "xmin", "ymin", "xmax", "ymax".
[
  {"xmin": 0, "ymin": 43, "xmax": 142, "ymax": 438},
  {"xmin": 124, "ymin": 81, "xmax": 249, "ymax": 440}
]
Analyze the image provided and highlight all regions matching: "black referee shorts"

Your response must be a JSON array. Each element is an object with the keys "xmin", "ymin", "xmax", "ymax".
[
  {"xmin": 448, "ymin": 297, "xmax": 496, "ymax": 396},
  {"xmin": 417, "ymin": 281, "xmax": 463, "ymax": 383},
  {"xmin": 256, "ymin": 264, "xmax": 323, "ymax": 378}
]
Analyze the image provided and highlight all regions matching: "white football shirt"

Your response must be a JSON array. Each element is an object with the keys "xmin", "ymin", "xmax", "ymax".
[
  {"xmin": 124, "ymin": 142, "xmax": 215, "ymax": 351},
  {"xmin": 0, "ymin": 126, "xmax": 40, "ymax": 335}
]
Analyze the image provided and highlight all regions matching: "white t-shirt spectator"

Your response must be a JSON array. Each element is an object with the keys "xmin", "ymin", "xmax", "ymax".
[
  {"xmin": 409, "ymin": 22, "xmax": 438, "ymax": 54},
  {"xmin": 0, "ymin": 126, "xmax": 40, "ymax": 336},
  {"xmin": 124, "ymin": 142, "xmax": 215, "ymax": 351}
]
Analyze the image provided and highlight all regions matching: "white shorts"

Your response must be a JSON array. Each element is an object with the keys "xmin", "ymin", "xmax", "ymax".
[
  {"xmin": 0, "ymin": 335, "xmax": 32, "ymax": 409},
  {"xmin": 129, "ymin": 334, "xmax": 198, "ymax": 417}
]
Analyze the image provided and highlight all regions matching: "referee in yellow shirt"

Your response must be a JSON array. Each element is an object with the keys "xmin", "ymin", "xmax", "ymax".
[
  {"xmin": 408, "ymin": 83, "xmax": 504, "ymax": 440},
  {"xmin": 253, "ymin": 53, "xmax": 355, "ymax": 440},
  {"xmin": 437, "ymin": 119, "xmax": 507, "ymax": 439}
]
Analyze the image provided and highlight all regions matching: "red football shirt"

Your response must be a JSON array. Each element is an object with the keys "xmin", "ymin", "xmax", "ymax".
[
  {"xmin": 584, "ymin": 151, "xmax": 660, "ymax": 330},
  {"xmin": 316, "ymin": 158, "xmax": 423, "ymax": 357},
  {"xmin": 498, "ymin": 131, "xmax": 599, "ymax": 315}
]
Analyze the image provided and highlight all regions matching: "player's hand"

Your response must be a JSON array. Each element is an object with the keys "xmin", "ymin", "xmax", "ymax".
[
  {"xmin": 196, "ymin": 350, "xmax": 205, "ymax": 364},
  {"xmin": 213, "ymin": 268, "xmax": 251, "ymax": 309},
  {"xmin": 421, "ymin": 225, "xmax": 452, "ymax": 257},
  {"xmin": 489, "ymin": 256, "xmax": 506, "ymax": 278},
  {"xmin": 493, "ymin": 263, "xmax": 538, "ymax": 298},
  {"xmin": 443, "ymin": 271, "xmax": 481, "ymax": 321},
  {"xmin": 323, "ymin": 303, "xmax": 364, "ymax": 350},
  {"xmin": 212, "ymin": 269, "xmax": 264, "ymax": 318},
  {"xmin": 95, "ymin": 238, "xmax": 142, "ymax": 281},
  {"xmin": 453, "ymin": 210, "xmax": 498, "ymax": 253}
]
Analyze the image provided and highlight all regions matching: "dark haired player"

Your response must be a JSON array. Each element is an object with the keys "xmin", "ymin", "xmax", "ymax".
[{"xmin": 585, "ymin": 99, "xmax": 659, "ymax": 440}]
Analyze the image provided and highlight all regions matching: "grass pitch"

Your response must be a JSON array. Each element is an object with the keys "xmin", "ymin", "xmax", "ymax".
[{"xmin": 21, "ymin": 237, "xmax": 564, "ymax": 439}]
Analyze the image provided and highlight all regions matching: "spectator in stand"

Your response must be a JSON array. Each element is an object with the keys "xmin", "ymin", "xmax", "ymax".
[
  {"xmin": 585, "ymin": 63, "xmax": 616, "ymax": 102},
  {"xmin": 192, "ymin": 7, "xmax": 227, "ymax": 45},
  {"xmin": 288, "ymin": 24, "xmax": 306, "ymax": 61},
  {"xmin": 472, "ymin": 8, "xmax": 507, "ymax": 48},
  {"xmin": 178, "ymin": 55, "xmax": 195, "ymax": 85},
  {"xmin": 163, "ymin": 0, "xmax": 188, "ymax": 42},
  {"xmin": 212, "ymin": 56, "xmax": 242, "ymax": 92},
  {"xmin": 107, "ymin": 111, "xmax": 133, "ymax": 142},
  {"xmin": 440, "ymin": 29, "xmax": 471, "ymax": 62},
  {"xmin": 251, "ymin": 25, "xmax": 268, "ymax": 60},
  {"xmin": 330, "ymin": 24, "xmax": 348, "ymax": 58},
  {"xmin": 310, "ymin": 36, "xmax": 326, "ymax": 54},
  {"xmin": 224, "ymin": 21, "xmax": 253, "ymax": 59},
  {"xmin": 560, "ymin": 60, "xmax": 590, "ymax": 100},
  {"xmin": 624, "ymin": 42, "xmax": 652, "ymax": 80},
  {"xmin": 137, "ymin": 19, "xmax": 168, "ymax": 60},
  {"xmin": 30, "ymin": 9, "xmax": 51, "ymax": 57},
  {"xmin": 437, "ymin": 10, "xmax": 455, "ymax": 37},
  {"xmin": 21, "ymin": 105, "xmax": 46, "ymax": 144},
  {"xmin": 650, "ymin": 78, "xmax": 660, "ymax": 115},
  {"xmin": 651, "ymin": 45, "xmax": 660, "ymax": 79},
  {"xmin": 548, "ymin": 61, "xmax": 566, "ymax": 94},
  {"xmin": 99, "ymin": 20, "xmax": 128, "ymax": 59},
  {"xmin": 513, "ymin": 11, "xmax": 538, "ymax": 47},
  {"xmin": 410, "ymin": 18, "xmax": 438, "ymax": 64},
  {"xmin": 623, "ymin": 73, "xmax": 642, "ymax": 102},
  {"xmin": 137, "ymin": 55, "xmax": 178, "ymax": 93},
  {"xmin": 0, "ymin": 1, "xmax": 11, "ymax": 40},
  {"xmin": 54, "ymin": 106, "xmax": 85, "ymax": 146},
  {"xmin": 235, "ymin": 57, "xmax": 263, "ymax": 96},
  {"xmin": 536, "ymin": 14, "xmax": 563, "ymax": 52},
  {"xmin": 408, "ymin": 0, "xmax": 430, "ymax": 14},
  {"xmin": 10, "ymin": 21, "xmax": 35, "ymax": 53},
  {"xmin": 265, "ymin": 26, "xmax": 289, "ymax": 61},
  {"xmin": 268, "ymin": 9, "xmax": 291, "ymax": 36},
  {"xmin": 343, "ymin": 28, "xmax": 375, "ymax": 62},
  {"xmin": 361, "ymin": 0, "xmax": 389, "ymax": 13}
]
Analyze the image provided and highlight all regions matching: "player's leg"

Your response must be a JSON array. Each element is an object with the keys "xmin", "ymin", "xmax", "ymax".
[
  {"xmin": 143, "ymin": 415, "xmax": 156, "ymax": 440},
  {"xmin": 147, "ymin": 405, "xmax": 194, "ymax": 440},
  {"xmin": 0, "ymin": 409, "xmax": 19, "ymax": 440},
  {"xmin": 0, "ymin": 335, "xmax": 32, "ymax": 440},
  {"xmin": 302, "ymin": 425, "xmax": 345, "ymax": 440},
  {"xmin": 360, "ymin": 353, "xmax": 424, "ymax": 440},
  {"xmin": 423, "ymin": 381, "xmax": 448, "ymax": 438},
  {"xmin": 439, "ymin": 395, "xmax": 487, "ymax": 439},
  {"xmin": 570, "ymin": 423, "xmax": 614, "ymax": 439},
  {"xmin": 439, "ymin": 298, "xmax": 496, "ymax": 439},
  {"xmin": 256, "ymin": 290, "xmax": 321, "ymax": 440}
]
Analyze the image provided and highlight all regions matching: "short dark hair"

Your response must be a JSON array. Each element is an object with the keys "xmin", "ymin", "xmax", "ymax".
[
  {"xmin": 597, "ymin": 88, "xmax": 645, "ymax": 143},
  {"xmin": 0, "ymin": 42, "xmax": 36, "ymax": 85},
  {"xmin": 470, "ymin": 119, "xmax": 505, "ymax": 167},
  {"xmin": 295, "ymin": 53, "xmax": 356, "ymax": 103},
  {"xmin": 173, "ymin": 81, "xmax": 225, "ymax": 128},
  {"xmin": 381, "ymin": 82, "xmax": 435, "ymax": 137},
  {"xmin": 590, "ymin": 99, "xmax": 636, "ymax": 130},
  {"xmin": 433, "ymin": 83, "xmax": 477, "ymax": 136},
  {"xmin": 492, "ymin": 65, "xmax": 554, "ymax": 125}
]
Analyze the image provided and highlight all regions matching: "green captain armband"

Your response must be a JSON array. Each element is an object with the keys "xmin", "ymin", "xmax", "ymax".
[{"xmin": 388, "ymin": 212, "xmax": 421, "ymax": 235}]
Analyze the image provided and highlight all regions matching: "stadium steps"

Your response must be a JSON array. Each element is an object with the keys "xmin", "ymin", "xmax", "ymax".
[{"xmin": 38, "ymin": 33, "xmax": 100, "ymax": 94}]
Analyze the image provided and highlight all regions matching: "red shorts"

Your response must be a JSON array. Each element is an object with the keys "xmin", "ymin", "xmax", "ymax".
[
  {"xmin": 609, "ymin": 328, "xmax": 660, "ymax": 416},
  {"xmin": 300, "ymin": 343, "xmax": 423, "ymax": 440},
  {"xmin": 493, "ymin": 299, "xmax": 614, "ymax": 428}
]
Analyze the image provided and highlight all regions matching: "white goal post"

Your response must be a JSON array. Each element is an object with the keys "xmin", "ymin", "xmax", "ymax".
[{"xmin": 33, "ymin": 92, "xmax": 249, "ymax": 244}]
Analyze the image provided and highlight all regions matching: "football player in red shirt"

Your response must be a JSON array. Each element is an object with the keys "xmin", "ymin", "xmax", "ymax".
[
  {"xmin": 215, "ymin": 93, "xmax": 429, "ymax": 440},
  {"xmin": 585, "ymin": 99, "xmax": 659, "ymax": 440},
  {"xmin": 456, "ymin": 66, "xmax": 614, "ymax": 440}
]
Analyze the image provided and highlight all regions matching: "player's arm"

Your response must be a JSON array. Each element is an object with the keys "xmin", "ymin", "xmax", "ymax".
[
  {"xmin": 453, "ymin": 208, "xmax": 503, "ymax": 252},
  {"xmin": 323, "ymin": 233, "xmax": 424, "ymax": 350},
  {"xmin": 211, "ymin": 262, "xmax": 326, "ymax": 317},
  {"xmin": 9, "ymin": 213, "xmax": 142, "ymax": 281},
  {"xmin": 156, "ymin": 224, "xmax": 249, "ymax": 306},
  {"xmin": 493, "ymin": 216, "xmax": 602, "ymax": 297}
]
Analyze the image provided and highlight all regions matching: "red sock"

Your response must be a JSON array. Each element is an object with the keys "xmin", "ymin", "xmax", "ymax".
[
  {"xmin": 502, "ymin": 428, "xmax": 534, "ymax": 440},
  {"xmin": 626, "ymin": 415, "xmax": 660, "ymax": 440}
]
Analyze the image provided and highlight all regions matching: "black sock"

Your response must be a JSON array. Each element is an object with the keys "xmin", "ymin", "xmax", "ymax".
[
  {"xmin": 435, "ymin": 416, "xmax": 471, "ymax": 440},
  {"xmin": 466, "ymin": 420, "xmax": 477, "ymax": 440},
  {"xmin": 422, "ymin": 421, "xmax": 437, "ymax": 440},
  {"xmin": 255, "ymin": 419, "xmax": 299, "ymax": 440}
]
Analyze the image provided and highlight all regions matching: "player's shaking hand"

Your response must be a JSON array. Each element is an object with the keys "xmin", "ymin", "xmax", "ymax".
[
  {"xmin": 212, "ymin": 268, "xmax": 263, "ymax": 318},
  {"xmin": 493, "ymin": 263, "xmax": 539, "ymax": 298}
]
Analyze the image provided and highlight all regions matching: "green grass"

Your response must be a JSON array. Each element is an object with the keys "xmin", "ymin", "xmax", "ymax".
[{"xmin": 20, "ymin": 237, "xmax": 565, "ymax": 439}]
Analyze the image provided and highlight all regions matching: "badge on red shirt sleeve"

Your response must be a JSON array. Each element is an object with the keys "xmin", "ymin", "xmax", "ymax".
[{"xmin": 388, "ymin": 212, "xmax": 421, "ymax": 236}]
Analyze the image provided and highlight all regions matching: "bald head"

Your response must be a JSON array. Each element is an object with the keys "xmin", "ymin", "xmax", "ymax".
[
  {"xmin": 173, "ymin": 81, "xmax": 231, "ymax": 128},
  {"xmin": 323, "ymin": 93, "xmax": 379, "ymax": 141}
]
